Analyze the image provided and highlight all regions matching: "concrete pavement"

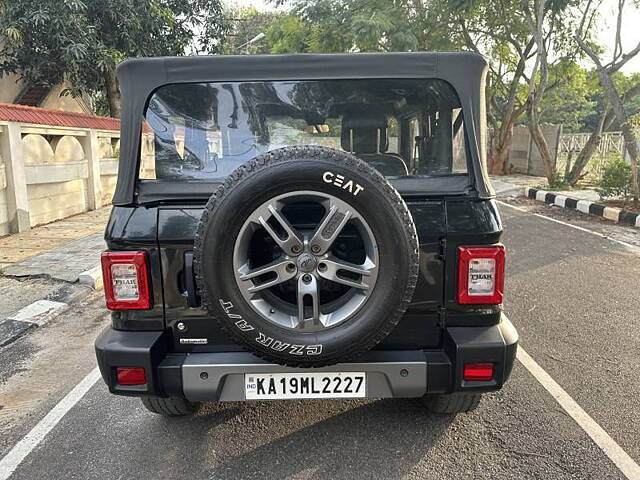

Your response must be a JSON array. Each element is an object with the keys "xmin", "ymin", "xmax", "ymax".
[
  {"xmin": 0, "ymin": 207, "xmax": 109, "ymax": 285},
  {"xmin": 0, "ymin": 200, "xmax": 639, "ymax": 479},
  {"xmin": 0, "ymin": 207, "xmax": 110, "ymax": 273},
  {"xmin": 2, "ymin": 233, "xmax": 105, "ymax": 283},
  {"xmin": 490, "ymin": 173, "xmax": 546, "ymax": 197}
]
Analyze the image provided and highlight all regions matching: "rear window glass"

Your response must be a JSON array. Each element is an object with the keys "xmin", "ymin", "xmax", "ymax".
[{"xmin": 141, "ymin": 79, "xmax": 469, "ymax": 181}]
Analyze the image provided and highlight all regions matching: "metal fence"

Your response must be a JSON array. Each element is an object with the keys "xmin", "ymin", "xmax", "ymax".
[
  {"xmin": 559, "ymin": 131, "xmax": 626, "ymax": 156},
  {"xmin": 557, "ymin": 131, "xmax": 632, "ymax": 183}
]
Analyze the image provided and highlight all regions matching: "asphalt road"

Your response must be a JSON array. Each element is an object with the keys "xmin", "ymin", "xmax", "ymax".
[{"xmin": 0, "ymin": 201, "xmax": 639, "ymax": 480}]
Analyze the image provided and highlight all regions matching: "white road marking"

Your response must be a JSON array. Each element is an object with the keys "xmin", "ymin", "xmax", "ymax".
[
  {"xmin": 517, "ymin": 347, "xmax": 640, "ymax": 480},
  {"xmin": 7, "ymin": 300, "xmax": 68, "ymax": 327},
  {"xmin": 497, "ymin": 200, "xmax": 640, "ymax": 254},
  {"xmin": 0, "ymin": 367, "xmax": 100, "ymax": 480}
]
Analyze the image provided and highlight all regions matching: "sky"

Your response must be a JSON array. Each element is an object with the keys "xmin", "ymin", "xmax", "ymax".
[{"xmin": 227, "ymin": 0, "xmax": 640, "ymax": 73}]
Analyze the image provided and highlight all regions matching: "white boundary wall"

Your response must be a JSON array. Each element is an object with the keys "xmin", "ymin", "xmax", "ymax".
[{"xmin": 0, "ymin": 122, "xmax": 122, "ymax": 235}]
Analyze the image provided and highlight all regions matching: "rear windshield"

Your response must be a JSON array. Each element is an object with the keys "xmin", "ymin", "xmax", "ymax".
[{"xmin": 141, "ymin": 79, "xmax": 469, "ymax": 181}]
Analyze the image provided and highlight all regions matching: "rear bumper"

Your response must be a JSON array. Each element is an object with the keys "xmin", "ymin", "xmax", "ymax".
[{"xmin": 95, "ymin": 314, "xmax": 518, "ymax": 402}]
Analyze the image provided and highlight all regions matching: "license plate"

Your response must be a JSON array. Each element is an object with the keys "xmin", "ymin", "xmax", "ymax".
[{"xmin": 244, "ymin": 372, "xmax": 366, "ymax": 400}]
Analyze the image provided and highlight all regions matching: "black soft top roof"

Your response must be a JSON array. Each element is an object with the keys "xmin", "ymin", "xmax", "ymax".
[{"xmin": 113, "ymin": 52, "xmax": 494, "ymax": 205}]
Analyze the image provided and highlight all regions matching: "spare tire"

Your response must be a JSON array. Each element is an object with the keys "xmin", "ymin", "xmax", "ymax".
[{"xmin": 194, "ymin": 146, "xmax": 418, "ymax": 367}]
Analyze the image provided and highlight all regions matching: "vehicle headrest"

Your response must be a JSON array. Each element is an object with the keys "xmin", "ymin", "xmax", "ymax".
[
  {"xmin": 340, "ymin": 112, "xmax": 389, "ymax": 154},
  {"xmin": 341, "ymin": 127, "xmax": 389, "ymax": 154}
]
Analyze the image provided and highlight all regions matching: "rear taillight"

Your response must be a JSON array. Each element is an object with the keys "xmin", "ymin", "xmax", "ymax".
[
  {"xmin": 457, "ymin": 246, "xmax": 505, "ymax": 304},
  {"xmin": 463, "ymin": 363, "xmax": 494, "ymax": 381},
  {"xmin": 101, "ymin": 251, "xmax": 151, "ymax": 310},
  {"xmin": 116, "ymin": 367, "xmax": 147, "ymax": 386}
]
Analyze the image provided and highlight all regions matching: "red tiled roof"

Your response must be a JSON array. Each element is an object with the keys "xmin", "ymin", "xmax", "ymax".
[{"xmin": 0, "ymin": 103, "xmax": 120, "ymax": 131}]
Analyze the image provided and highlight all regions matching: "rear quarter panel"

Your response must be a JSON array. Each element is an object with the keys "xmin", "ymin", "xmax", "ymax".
[{"xmin": 105, "ymin": 206, "xmax": 164, "ymax": 330}]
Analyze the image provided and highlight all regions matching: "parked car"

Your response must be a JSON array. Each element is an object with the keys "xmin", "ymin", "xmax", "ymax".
[{"xmin": 95, "ymin": 52, "xmax": 518, "ymax": 416}]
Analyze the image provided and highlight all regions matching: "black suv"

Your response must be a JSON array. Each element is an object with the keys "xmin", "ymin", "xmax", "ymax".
[{"xmin": 95, "ymin": 52, "xmax": 518, "ymax": 416}]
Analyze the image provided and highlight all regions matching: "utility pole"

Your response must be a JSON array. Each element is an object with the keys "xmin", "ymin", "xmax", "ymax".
[{"xmin": 238, "ymin": 32, "xmax": 265, "ymax": 54}]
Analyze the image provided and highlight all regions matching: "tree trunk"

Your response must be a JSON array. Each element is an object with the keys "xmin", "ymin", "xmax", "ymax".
[
  {"xmin": 457, "ymin": 23, "xmax": 533, "ymax": 178},
  {"xmin": 575, "ymin": 35, "xmax": 640, "ymax": 206},
  {"xmin": 566, "ymin": 110, "xmax": 607, "ymax": 186},
  {"xmin": 564, "ymin": 150, "xmax": 573, "ymax": 179},
  {"xmin": 595, "ymin": 69, "xmax": 640, "ymax": 206},
  {"xmin": 488, "ymin": 123, "xmax": 514, "ymax": 175},
  {"xmin": 527, "ymin": 101, "xmax": 557, "ymax": 184},
  {"xmin": 529, "ymin": 121, "xmax": 556, "ymax": 183},
  {"xmin": 623, "ymin": 127, "xmax": 639, "ymax": 207},
  {"xmin": 525, "ymin": 0, "xmax": 557, "ymax": 185},
  {"xmin": 566, "ymin": 134, "xmax": 601, "ymax": 186},
  {"xmin": 103, "ymin": 67, "xmax": 121, "ymax": 118}
]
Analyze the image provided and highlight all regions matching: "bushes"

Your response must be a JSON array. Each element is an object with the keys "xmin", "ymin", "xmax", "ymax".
[
  {"xmin": 596, "ymin": 158, "xmax": 632, "ymax": 200},
  {"xmin": 548, "ymin": 174, "xmax": 570, "ymax": 189}
]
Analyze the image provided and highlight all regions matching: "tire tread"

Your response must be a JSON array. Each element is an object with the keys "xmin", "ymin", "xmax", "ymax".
[
  {"xmin": 140, "ymin": 396, "xmax": 200, "ymax": 416},
  {"xmin": 425, "ymin": 393, "xmax": 481, "ymax": 414}
]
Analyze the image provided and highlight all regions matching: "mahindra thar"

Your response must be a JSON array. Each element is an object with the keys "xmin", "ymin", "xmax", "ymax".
[{"xmin": 95, "ymin": 52, "xmax": 518, "ymax": 416}]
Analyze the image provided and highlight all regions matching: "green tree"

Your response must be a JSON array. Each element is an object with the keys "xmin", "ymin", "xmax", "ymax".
[
  {"xmin": 269, "ymin": 0, "xmax": 600, "ymax": 181},
  {"xmin": 0, "ymin": 0, "xmax": 226, "ymax": 117},
  {"xmin": 456, "ymin": 0, "xmax": 599, "ymax": 179},
  {"xmin": 456, "ymin": 0, "xmax": 532, "ymax": 175},
  {"xmin": 576, "ymin": 0, "xmax": 640, "ymax": 205},
  {"xmin": 566, "ymin": 82, "xmax": 640, "ymax": 188},
  {"xmin": 266, "ymin": 15, "xmax": 312, "ymax": 53},
  {"xmin": 564, "ymin": 71, "xmax": 640, "ymax": 186},
  {"xmin": 537, "ymin": 63, "xmax": 595, "ymax": 133},
  {"xmin": 272, "ymin": 0, "xmax": 460, "ymax": 53}
]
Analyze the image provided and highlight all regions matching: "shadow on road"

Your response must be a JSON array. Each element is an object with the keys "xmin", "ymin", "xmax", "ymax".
[{"xmin": 187, "ymin": 398, "xmax": 454, "ymax": 479}]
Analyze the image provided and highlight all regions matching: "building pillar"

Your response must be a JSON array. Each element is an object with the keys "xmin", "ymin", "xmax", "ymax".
[
  {"xmin": 82, "ymin": 129, "xmax": 102, "ymax": 210},
  {"xmin": 0, "ymin": 122, "xmax": 30, "ymax": 233}
]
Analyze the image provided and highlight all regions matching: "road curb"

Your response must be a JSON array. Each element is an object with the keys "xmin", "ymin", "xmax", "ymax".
[
  {"xmin": 0, "ymin": 319, "xmax": 36, "ymax": 348},
  {"xmin": 0, "ymin": 300, "xmax": 67, "ymax": 349},
  {"xmin": 78, "ymin": 265, "xmax": 103, "ymax": 290},
  {"xmin": 0, "ymin": 278, "xmax": 100, "ymax": 350},
  {"xmin": 525, "ymin": 187, "xmax": 640, "ymax": 229}
]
